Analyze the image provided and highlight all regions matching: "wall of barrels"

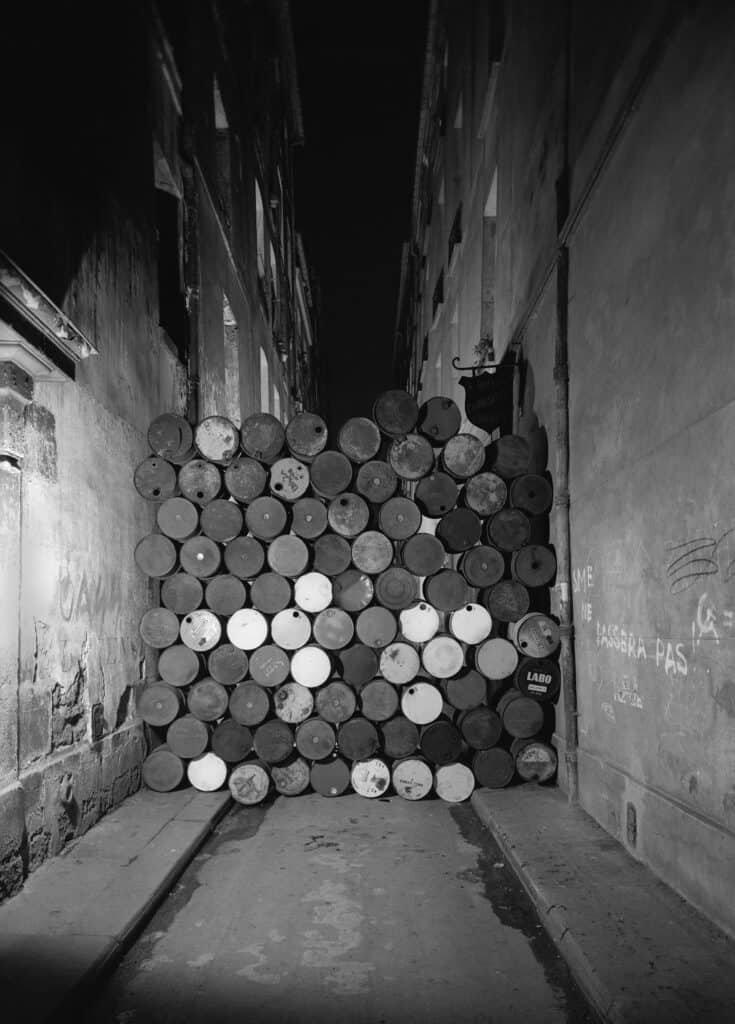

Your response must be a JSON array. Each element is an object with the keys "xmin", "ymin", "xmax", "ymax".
[{"xmin": 133, "ymin": 391, "xmax": 561, "ymax": 806}]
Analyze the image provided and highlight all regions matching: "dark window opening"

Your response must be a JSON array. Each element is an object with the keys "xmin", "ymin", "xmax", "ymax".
[
  {"xmin": 448, "ymin": 203, "xmax": 463, "ymax": 264},
  {"xmin": 432, "ymin": 269, "xmax": 444, "ymax": 323}
]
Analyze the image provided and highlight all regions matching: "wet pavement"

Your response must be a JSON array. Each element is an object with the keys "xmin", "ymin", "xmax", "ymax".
[{"xmin": 79, "ymin": 793, "xmax": 596, "ymax": 1024}]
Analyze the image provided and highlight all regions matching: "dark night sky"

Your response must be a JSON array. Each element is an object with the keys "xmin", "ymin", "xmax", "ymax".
[{"xmin": 292, "ymin": 1, "xmax": 428, "ymax": 430}]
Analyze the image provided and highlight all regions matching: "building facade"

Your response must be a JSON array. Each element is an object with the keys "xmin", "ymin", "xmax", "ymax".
[
  {"xmin": 395, "ymin": 0, "xmax": 735, "ymax": 937},
  {"xmin": 0, "ymin": 0, "xmax": 318, "ymax": 897}
]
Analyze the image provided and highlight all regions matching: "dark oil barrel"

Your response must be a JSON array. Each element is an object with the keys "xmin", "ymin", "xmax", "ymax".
[
  {"xmin": 337, "ymin": 717, "xmax": 380, "ymax": 760},
  {"xmin": 229, "ymin": 682, "xmax": 271, "ymax": 727},
  {"xmin": 419, "ymin": 719, "xmax": 463, "ymax": 765},
  {"xmin": 187, "ymin": 678, "xmax": 229, "ymax": 722},
  {"xmin": 380, "ymin": 716, "xmax": 420, "ymax": 758},
  {"xmin": 457, "ymin": 706, "xmax": 502, "ymax": 750},
  {"xmin": 134, "ymin": 534, "xmax": 177, "ymax": 579},
  {"xmin": 148, "ymin": 413, "xmax": 194, "ymax": 463},
  {"xmin": 509, "ymin": 473, "xmax": 552, "ymax": 515},
  {"xmin": 416, "ymin": 396, "xmax": 461, "ymax": 444},
  {"xmin": 401, "ymin": 533, "xmax": 446, "ymax": 577},
  {"xmin": 310, "ymin": 756, "xmax": 351, "ymax": 796},
  {"xmin": 351, "ymin": 531, "xmax": 394, "ymax": 575},
  {"xmin": 355, "ymin": 606, "xmax": 397, "ymax": 648},
  {"xmin": 378, "ymin": 496, "xmax": 422, "ymax": 540},
  {"xmin": 295, "ymin": 718, "xmax": 336, "ymax": 761},
  {"xmin": 267, "ymin": 535, "xmax": 309, "ymax": 578},
  {"xmin": 339, "ymin": 644, "xmax": 379, "ymax": 688},
  {"xmin": 435, "ymin": 508, "xmax": 482, "ymax": 553},
  {"xmin": 286, "ymin": 412, "xmax": 328, "ymax": 462},
  {"xmin": 161, "ymin": 573, "xmax": 203, "ymax": 615},
  {"xmin": 240, "ymin": 412, "xmax": 285, "ymax": 464},
  {"xmin": 204, "ymin": 574, "xmax": 246, "ymax": 616},
  {"xmin": 497, "ymin": 689, "xmax": 544, "ymax": 738},
  {"xmin": 313, "ymin": 533, "xmax": 352, "ymax": 576},
  {"xmin": 315, "ymin": 681, "xmax": 357, "ymax": 724},
  {"xmin": 224, "ymin": 456, "xmax": 267, "ymax": 503},
  {"xmin": 194, "ymin": 415, "xmax": 239, "ymax": 464},
  {"xmin": 338, "ymin": 417, "xmax": 382, "ymax": 464},
  {"xmin": 139, "ymin": 608, "xmax": 180, "ymax": 649},
  {"xmin": 486, "ymin": 434, "xmax": 531, "ymax": 479},
  {"xmin": 291, "ymin": 497, "xmax": 328, "ymax": 539},
  {"xmin": 464, "ymin": 471, "xmax": 507, "ymax": 517},
  {"xmin": 166, "ymin": 715, "xmax": 210, "ymax": 759},
  {"xmin": 271, "ymin": 755, "xmax": 311, "ymax": 796},
  {"xmin": 423, "ymin": 569, "xmax": 470, "ymax": 612},
  {"xmin": 486, "ymin": 508, "xmax": 531, "ymax": 552},
  {"xmin": 328, "ymin": 492, "xmax": 370, "ymax": 537},
  {"xmin": 179, "ymin": 536, "xmax": 222, "ymax": 578},
  {"xmin": 332, "ymin": 569, "xmax": 374, "ymax": 612},
  {"xmin": 207, "ymin": 643, "xmax": 248, "ymax": 685},
  {"xmin": 415, "ymin": 471, "xmax": 459, "ymax": 518},
  {"xmin": 485, "ymin": 580, "xmax": 531, "ymax": 623},
  {"xmin": 374, "ymin": 567, "xmax": 418, "ymax": 611},
  {"xmin": 355, "ymin": 460, "xmax": 398, "ymax": 503},
  {"xmin": 178, "ymin": 459, "xmax": 222, "ymax": 505},
  {"xmin": 310, "ymin": 450, "xmax": 353, "ymax": 498},
  {"xmin": 142, "ymin": 745, "xmax": 185, "ymax": 792},
  {"xmin": 511, "ymin": 545, "xmax": 557, "ymax": 588},
  {"xmin": 134, "ymin": 456, "xmax": 177, "ymax": 502},
  {"xmin": 458, "ymin": 545, "xmax": 505, "ymax": 588},
  {"xmin": 388, "ymin": 434, "xmax": 435, "ymax": 481},
  {"xmin": 158, "ymin": 644, "xmax": 201, "ymax": 687},
  {"xmin": 441, "ymin": 434, "xmax": 485, "ymax": 479},
  {"xmin": 138, "ymin": 682, "xmax": 185, "ymax": 727},
  {"xmin": 223, "ymin": 536, "xmax": 265, "ymax": 579},
  {"xmin": 211, "ymin": 720, "xmax": 254, "ymax": 763},
  {"xmin": 253, "ymin": 719, "xmax": 295, "ymax": 764},
  {"xmin": 245, "ymin": 496, "xmax": 288, "ymax": 540},
  {"xmin": 514, "ymin": 657, "xmax": 561, "ymax": 702},
  {"xmin": 313, "ymin": 607, "xmax": 355, "ymax": 650},
  {"xmin": 472, "ymin": 748, "xmax": 515, "ymax": 788},
  {"xmin": 443, "ymin": 669, "xmax": 487, "ymax": 710},
  {"xmin": 249, "ymin": 644, "xmax": 290, "ymax": 687},
  {"xmin": 359, "ymin": 679, "xmax": 399, "ymax": 722},
  {"xmin": 157, "ymin": 497, "xmax": 199, "ymax": 540},
  {"xmin": 372, "ymin": 389, "xmax": 419, "ymax": 437},
  {"xmin": 515, "ymin": 741, "xmax": 558, "ymax": 783}
]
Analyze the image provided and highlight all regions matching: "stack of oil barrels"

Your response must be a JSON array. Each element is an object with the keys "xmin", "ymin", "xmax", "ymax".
[{"xmin": 133, "ymin": 390, "xmax": 560, "ymax": 805}]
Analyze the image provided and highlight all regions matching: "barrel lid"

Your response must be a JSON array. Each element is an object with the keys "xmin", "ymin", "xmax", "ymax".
[
  {"xmin": 180, "ymin": 536, "xmax": 222, "ymax": 579},
  {"xmin": 399, "ymin": 602, "xmax": 440, "ymax": 644},
  {"xmin": 392, "ymin": 756, "xmax": 433, "ymax": 799},
  {"xmin": 388, "ymin": 434, "xmax": 435, "ymax": 481},
  {"xmin": 378, "ymin": 496, "xmax": 421, "ymax": 540},
  {"xmin": 464, "ymin": 471, "xmax": 507, "ymax": 517},
  {"xmin": 228, "ymin": 762, "xmax": 270, "ymax": 803},
  {"xmin": 295, "ymin": 718, "xmax": 336, "ymax": 760},
  {"xmin": 444, "ymin": 669, "xmax": 487, "ymax": 710},
  {"xmin": 509, "ymin": 473, "xmax": 552, "ymax": 514},
  {"xmin": 226, "ymin": 608, "xmax": 269, "ymax": 650},
  {"xmin": 267, "ymin": 535, "xmax": 309, "ymax": 577},
  {"xmin": 436, "ymin": 508, "xmax": 482, "ymax": 553},
  {"xmin": 194, "ymin": 415, "xmax": 239, "ymax": 464},
  {"xmin": 313, "ymin": 533, "xmax": 352, "ymax": 576},
  {"xmin": 294, "ymin": 572, "xmax": 333, "ymax": 613},
  {"xmin": 250, "ymin": 572, "xmax": 292, "ymax": 614},
  {"xmin": 459, "ymin": 545, "xmax": 504, "ymax": 588},
  {"xmin": 441, "ymin": 434, "xmax": 486, "ymax": 479},
  {"xmin": 270, "ymin": 755, "xmax": 311, "ymax": 795},
  {"xmin": 486, "ymin": 434, "xmax": 531, "ymax": 479},
  {"xmin": 310, "ymin": 756, "xmax": 351, "ymax": 796},
  {"xmin": 475, "ymin": 637, "xmax": 519, "ymax": 680},
  {"xmin": 134, "ymin": 533, "xmax": 177, "ymax": 578},
  {"xmin": 148, "ymin": 413, "xmax": 194, "ymax": 461},
  {"xmin": 328, "ymin": 492, "xmax": 370, "ymax": 537},
  {"xmin": 312, "ymin": 607, "xmax": 355, "ymax": 650},
  {"xmin": 224, "ymin": 456, "xmax": 267, "ymax": 503},
  {"xmin": 134, "ymin": 456, "xmax": 177, "ymax": 501},
  {"xmin": 229, "ymin": 683, "xmax": 271, "ymax": 726},
  {"xmin": 351, "ymin": 757, "xmax": 391, "ymax": 797},
  {"xmin": 245, "ymin": 496, "xmax": 288, "ymax": 540},
  {"xmin": 253, "ymin": 719, "xmax": 295, "ymax": 763},
  {"xmin": 414, "ymin": 472, "xmax": 459, "ymax": 518},
  {"xmin": 374, "ymin": 567, "xmax": 417, "ymax": 611},
  {"xmin": 434, "ymin": 763, "xmax": 475, "ymax": 802},
  {"xmin": 240, "ymin": 412, "xmax": 286, "ymax": 463},
  {"xmin": 509, "ymin": 612, "xmax": 561, "ymax": 659},
  {"xmin": 511, "ymin": 545, "xmax": 557, "ymax": 588},
  {"xmin": 339, "ymin": 644, "xmax": 378, "ymax": 687},
  {"xmin": 167, "ymin": 715, "xmax": 210, "ymax": 758},
  {"xmin": 223, "ymin": 536, "xmax": 265, "ymax": 579},
  {"xmin": 178, "ymin": 459, "xmax": 222, "ymax": 505},
  {"xmin": 421, "ymin": 635, "xmax": 464, "ymax": 679},
  {"xmin": 448, "ymin": 603, "xmax": 493, "ymax": 644},
  {"xmin": 372, "ymin": 389, "xmax": 419, "ymax": 437},
  {"xmin": 249, "ymin": 644, "xmax": 290, "ymax": 687},
  {"xmin": 310, "ymin": 450, "xmax": 353, "ymax": 498},
  {"xmin": 188, "ymin": 752, "xmax": 228, "ymax": 793},
  {"xmin": 187, "ymin": 678, "xmax": 229, "ymax": 722},
  {"xmin": 332, "ymin": 569, "xmax": 374, "ymax": 611},
  {"xmin": 315, "ymin": 681, "xmax": 357, "ymax": 723},
  {"xmin": 286, "ymin": 412, "xmax": 328, "ymax": 460},
  {"xmin": 158, "ymin": 644, "xmax": 200, "ymax": 686},
  {"xmin": 458, "ymin": 706, "xmax": 503, "ymax": 749},
  {"xmin": 379, "ymin": 642, "xmax": 421, "ymax": 685},
  {"xmin": 472, "ymin": 747, "xmax": 515, "ymax": 789},
  {"xmin": 515, "ymin": 741, "xmax": 558, "ymax": 782},
  {"xmin": 157, "ymin": 497, "xmax": 199, "ymax": 540},
  {"xmin": 291, "ymin": 497, "xmax": 328, "ymax": 539},
  {"xmin": 487, "ymin": 508, "xmax": 532, "ymax": 552},
  {"xmin": 291, "ymin": 646, "xmax": 332, "ymax": 688},
  {"xmin": 401, "ymin": 682, "xmax": 443, "ymax": 724},
  {"xmin": 500, "ymin": 693, "xmax": 544, "ymax": 738},
  {"xmin": 204, "ymin": 574, "xmax": 246, "ymax": 616},
  {"xmin": 270, "ymin": 608, "xmax": 312, "ymax": 650},
  {"xmin": 211, "ymin": 720, "xmax": 254, "ymax": 763},
  {"xmin": 273, "ymin": 681, "xmax": 315, "ymax": 724},
  {"xmin": 355, "ymin": 460, "xmax": 398, "ymax": 503},
  {"xmin": 180, "ymin": 609, "xmax": 222, "ymax": 652},
  {"xmin": 423, "ymin": 569, "xmax": 470, "ymax": 612},
  {"xmin": 356, "ymin": 606, "xmax": 397, "ymax": 648},
  {"xmin": 359, "ymin": 679, "xmax": 400, "ymax": 721},
  {"xmin": 351, "ymin": 531, "xmax": 394, "ymax": 575},
  {"xmin": 138, "ymin": 682, "xmax": 183, "ymax": 727},
  {"xmin": 514, "ymin": 656, "xmax": 561, "ymax": 701},
  {"xmin": 207, "ymin": 643, "xmax": 248, "ymax": 685},
  {"xmin": 269, "ymin": 457, "xmax": 310, "ymax": 502},
  {"xmin": 139, "ymin": 607, "xmax": 180, "ymax": 649},
  {"xmin": 419, "ymin": 720, "xmax": 463, "ymax": 765},
  {"xmin": 338, "ymin": 417, "xmax": 382, "ymax": 463},
  {"xmin": 485, "ymin": 580, "xmax": 530, "ymax": 622},
  {"xmin": 416, "ymin": 396, "xmax": 461, "ymax": 444},
  {"xmin": 142, "ymin": 747, "xmax": 185, "ymax": 792},
  {"xmin": 401, "ymin": 533, "xmax": 446, "ymax": 577},
  {"xmin": 381, "ymin": 716, "xmax": 420, "ymax": 758}
]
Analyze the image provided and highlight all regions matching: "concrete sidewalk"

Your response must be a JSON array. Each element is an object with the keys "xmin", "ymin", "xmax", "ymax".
[
  {"xmin": 472, "ymin": 786, "xmax": 735, "ymax": 1024},
  {"xmin": 0, "ymin": 787, "xmax": 231, "ymax": 1024}
]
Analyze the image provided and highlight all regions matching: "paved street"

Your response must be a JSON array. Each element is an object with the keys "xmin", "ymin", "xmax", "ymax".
[{"xmin": 81, "ymin": 794, "xmax": 595, "ymax": 1024}]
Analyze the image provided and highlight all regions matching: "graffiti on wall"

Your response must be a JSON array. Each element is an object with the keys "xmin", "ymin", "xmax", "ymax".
[
  {"xmin": 57, "ymin": 564, "xmax": 126, "ymax": 627},
  {"xmin": 665, "ymin": 527, "xmax": 735, "ymax": 594}
]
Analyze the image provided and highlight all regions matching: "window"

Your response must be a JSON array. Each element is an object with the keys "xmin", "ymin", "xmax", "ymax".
[
  {"xmin": 259, "ymin": 346, "xmax": 270, "ymax": 412},
  {"xmin": 155, "ymin": 187, "xmax": 187, "ymax": 361},
  {"xmin": 255, "ymin": 179, "xmax": 266, "ymax": 281},
  {"xmin": 223, "ymin": 294, "xmax": 240, "ymax": 426},
  {"xmin": 432, "ymin": 269, "xmax": 444, "ymax": 326},
  {"xmin": 213, "ymin": 78, "xmax": 232, "ymax": 233},
  {"xmin": 448, "ymin": 203, "xmax": 463, "ymax": 267}
]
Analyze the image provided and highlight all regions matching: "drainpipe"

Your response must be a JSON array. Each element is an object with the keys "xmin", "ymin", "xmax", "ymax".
[{"xmin": 554, "ymin": 0, "xmax": 578, "ymax": 804}]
